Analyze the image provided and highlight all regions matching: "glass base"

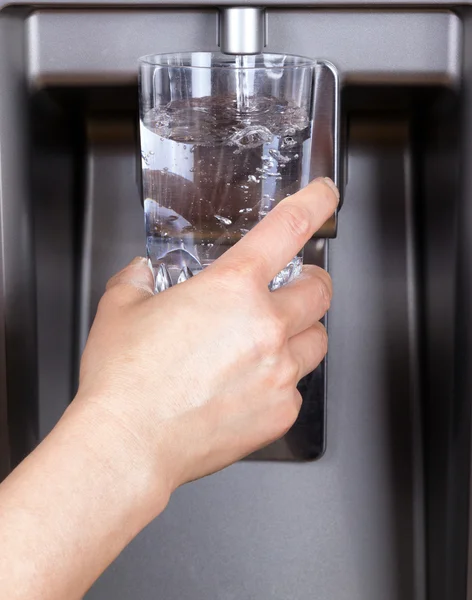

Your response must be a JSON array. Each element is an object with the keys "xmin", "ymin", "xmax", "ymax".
[{"xmin": 151, "ymin": 255, "xmax": 303, "ymax": 294}]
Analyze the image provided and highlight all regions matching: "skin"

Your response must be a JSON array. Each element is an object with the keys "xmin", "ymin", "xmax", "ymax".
[{"xmin": 0, "ymin": 177, "xmax": 339, "ymax": 600}]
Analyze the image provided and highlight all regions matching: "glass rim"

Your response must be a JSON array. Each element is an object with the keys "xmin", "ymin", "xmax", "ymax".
[{"xmin": 138, "ymin": 51, "xmax": 317, "ymax": 70}]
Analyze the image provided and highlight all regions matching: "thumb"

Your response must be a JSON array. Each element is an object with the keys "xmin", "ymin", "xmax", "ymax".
[{"xmin": 104, "ymin": 257, "xmax": 155, "ymax": 306}]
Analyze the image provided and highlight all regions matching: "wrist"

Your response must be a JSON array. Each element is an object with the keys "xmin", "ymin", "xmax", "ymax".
[{"xmin": 61, "ymin": 393, "xmax": 172, "ymax": 529}]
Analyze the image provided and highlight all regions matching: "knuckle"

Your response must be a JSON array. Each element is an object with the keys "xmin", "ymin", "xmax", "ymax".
[
  {"xmin": 272, "ymin": 357, "xmax": 298, "ymax": 391},
  {"xmin": 99, "ymin": 280, "xmax": 143, "ymax": 311},
  {"xmin": 315, "ymin": 323, "xmax": 329, "ymax": 356},
  {"xmin": 304, "ymin": 265, "xmax": 332, "ymax": 297},
  {"xmin": 316, "ymin": 275, "xmax": 332, "ymax": 311},
  {"xmin": 275, "ymin": 393, "xmax": 302, "ymax": 435},
  {"xmin": 97, "ymin": 286, "xmax": 121, "ymax": 312},
  {"xmin": 278, "ymin": 202, "xmax": 312, "ymax": 240},
  {"xmin": 251, "ymin": 314, "xmax": 287, "ymax": 359},
  {"xmin": 281, "ymin": 358, "xmax": 300, "ymax": 388},
  {"xmin": 210, "ymin": 257, "xmax": 258, "ymax": 289},
  {"xmin": 265, "ymin": 315, "xmax": 288, "ymax": 351},
  {"xmin": 105, "ymin": 272, "xmax": 122, "ymax": 291}
]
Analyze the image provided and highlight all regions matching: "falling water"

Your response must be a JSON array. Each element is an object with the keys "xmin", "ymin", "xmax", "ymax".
[{"xmin": 235, "ymin": 55, "xmax": 253, "ymax": 114}]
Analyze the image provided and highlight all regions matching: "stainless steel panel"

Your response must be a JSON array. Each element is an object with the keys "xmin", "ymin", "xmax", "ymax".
[
  {"xmin": 26, "ymin": 10, "xmax": 460, "ymax": 88},
  {"xmin": 460, "ymin": 10, "xmax": 472, "ymax": 600},
  {"xmin": 0, "ymin": 8, "xmax": 38, "ymax": 477},
  {"xmin": 0, "ymin": 5, "xmax": 465, "ymax": 599},
  {"xmin": 0, "ymin": 0, "xmax": 468, "ymax": 12}
]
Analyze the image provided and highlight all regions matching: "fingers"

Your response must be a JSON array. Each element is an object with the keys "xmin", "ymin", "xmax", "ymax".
[
  {"xmin": 103, "ymin": 257, "xmax": 155, "ymax": 307},
  {"xmin": 272, "ymin": 265, "xmax": 332, "ymax": 337},
  {"xmin": 217, "ymin": 178, "xmax": 339, "ymax": 283},
  {"xmin": 289, "ymin": 321, "xmax": 328, "ymax": 380}
]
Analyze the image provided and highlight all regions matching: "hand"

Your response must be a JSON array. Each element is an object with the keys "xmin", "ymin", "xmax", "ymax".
[
  {"xmin": 75, "ymin": 177, "xmax": 339, "ymax": 498},
  {"xmin": 0, "ymin": 178, "xmax": 338, "ymax": 600}
]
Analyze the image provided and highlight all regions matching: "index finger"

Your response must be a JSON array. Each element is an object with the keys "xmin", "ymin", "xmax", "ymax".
[{"xmin": 216, "ymin": 178, "xmax": 339, "ymax": 283}]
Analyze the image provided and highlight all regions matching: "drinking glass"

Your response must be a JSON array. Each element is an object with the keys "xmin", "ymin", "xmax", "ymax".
[{"xmin": 138, "ymin": 52, "xmax": 316, "ymax": 292}]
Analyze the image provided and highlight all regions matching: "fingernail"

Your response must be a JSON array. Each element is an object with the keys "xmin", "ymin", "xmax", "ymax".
[
  {"xmin": 130, "ymin": 256, "xmax": 146, "ymax": 266},
  {"xmin": 323, "ymin": 177, "xmax": 340, "ymax": 201}
]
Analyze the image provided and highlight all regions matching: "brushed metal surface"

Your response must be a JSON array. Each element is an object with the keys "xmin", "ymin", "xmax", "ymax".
[
  {"xmin": 0, "ymin": 6, "xmax": 464, "ymax": 600},
  {"xmin": 218, "ymin": 7, "xmax": 267, "ymax": 55},
  {"xmin": 26, "ymin": 10, "xmax": 460, "ymax": 88},
  {"xmin": 0, "ymin": 0, "xmax": 467, "ymax": 10}
]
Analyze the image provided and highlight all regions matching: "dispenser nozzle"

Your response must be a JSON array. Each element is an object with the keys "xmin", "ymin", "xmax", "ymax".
[{"xmin": 218, "ymin": 7, "xmax": 267, "ymax": 55}]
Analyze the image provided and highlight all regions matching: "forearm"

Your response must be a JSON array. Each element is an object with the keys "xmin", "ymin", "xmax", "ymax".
[{"xmin": 0, "ymin": 397, "xmax": 169, "ymax": 600}]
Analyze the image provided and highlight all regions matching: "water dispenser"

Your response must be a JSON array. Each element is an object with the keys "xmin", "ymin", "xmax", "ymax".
[{"xmin": 0, "ymin": 4, "xmax": 469, "ymax": 600}]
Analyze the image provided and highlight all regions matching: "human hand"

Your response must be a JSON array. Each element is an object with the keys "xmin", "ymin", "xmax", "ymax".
[
  {"xmin": 74, "ymin": 177, "xmax": 339, "ymax": 503},
  {"xmin": 0, "ymin": 178, "xmax": 338, "ymax": 600}
]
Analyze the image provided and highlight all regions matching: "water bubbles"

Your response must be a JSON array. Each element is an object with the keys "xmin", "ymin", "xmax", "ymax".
[
  {"xmin": 143, "ymin": 94, "xmax": 309, "ymax": 147},
  {"xmin": 229, "ymin": 125, "xmax": 273, "ymax": 149},
  {"xmin": 262, "ymin": 156, "xmax": 275, "ymax": 168},
  {"xmin": 269, "ymin": 149, "xmax": 290, "ymax": 164},
  {"xmin": 143, "ymin": 94, "xmax": 309, "ymax": 293},
  {"xmin": 282, "ymin": 136, "xmax": 297, "ymax": 148},
  {"xmin": 215, "ymin": 215, "xmax": 232, "ymax": 226}
]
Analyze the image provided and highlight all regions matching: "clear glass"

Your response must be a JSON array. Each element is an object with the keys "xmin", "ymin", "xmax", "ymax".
[{"xmin": 138, "ymin": 52, "xmax": 316, "ymax": 292}]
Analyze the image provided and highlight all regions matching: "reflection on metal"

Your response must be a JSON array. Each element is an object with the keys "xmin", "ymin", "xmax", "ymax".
[
  {"xmin": 218, "ymin": 7, "xmax": 267, "ymax": 55},
  {"xmin": 249, "ymin": 238, "xmax": 328, "ymax": 461},
  {"xmin": 246, "ymin": 62, "xmax": 338, "ymax": 460},
  {"xmin": 310, "ymin": 61, "xmax": 340, "ymax": 239}
]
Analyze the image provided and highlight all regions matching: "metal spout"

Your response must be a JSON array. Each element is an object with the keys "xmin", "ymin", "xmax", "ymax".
[{"xmin": 218, "ymin": 7, "xmax": 267, "ymax": 55}]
